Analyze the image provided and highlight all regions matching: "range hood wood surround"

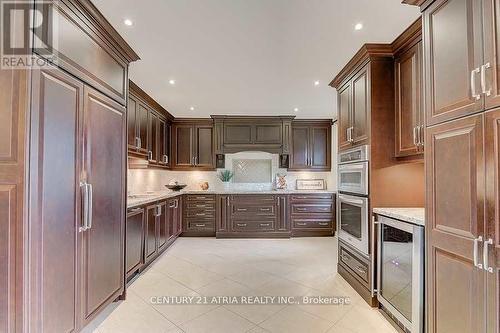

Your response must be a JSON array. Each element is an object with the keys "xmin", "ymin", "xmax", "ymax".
[{"xmin": 212, "ymin": 115, "xmax": 295, "ymax": 154}]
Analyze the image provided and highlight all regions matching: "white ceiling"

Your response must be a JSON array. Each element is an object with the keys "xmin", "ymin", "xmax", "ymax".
[{"xmin": 93, "ymin": 0, "xmax": 420, "ymax": 119}]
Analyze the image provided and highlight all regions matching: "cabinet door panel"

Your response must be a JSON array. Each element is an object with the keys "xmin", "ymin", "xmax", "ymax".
[
  {"xmin": 255, "ymin": 124, "xmax": 282, "ymax": 144},
  {"xmin": 352, "ymin": 66, "xmax": 369, "ymax": 146},
  {"xmin": 290, "ymin": 126, "xmax": 309, "ymax": 169},
  {"xmin": 424, "ymin": 0, "xmax": 483, "ymax": 125},
  {"xmin": 195, "ymin": 126, "xmax": 214, "ymax": 168},
  {"xmin": 338, "ymin": 83, "xmax": 351, "ymax": 150},
  {"xmin": 310, "ymin": 126, "xmax": 331, "ymax": 170},
  {"xmin": 174, "ymin": 125, "xmax": 193, "ymax": 167},
  {"xmin": 127, "ymin": 96, "xmax": 137, "ymax": 149},
  {"xmin": 145, "ymin": 205, "xmax": 158, "ymax": 262},
  {"xmin": 485, "ymin": 109, "xmax": 500, "ymax": 333},
  {"xmin": 395, "ymin": 43, "xmax": 422, "ymax": 157},
  {"xmin": 82, "ymin": 86, "xmax": 125, "ymax": 322},
  {"xmin": 29, "ymin": 67, "xmax": 83, "ymax": 333},
  {"xmin": 158, "ymin": 202, "xmax": 168, "ymax": 251},
  {"xmin": 483, "ymin": 0, "xmax": 500, "ymax": 110},
  {"xmin": 167, "ymin": 199, "xmax": 176, "ymax": 241},
  {"xmin": 158, "ymin": 118, "xmax": 168, "ymax": 165},
  {"xmin": 425, "ymin": 114, "xmax": 486, "ymax": 333},
  {"xmin": 224, "ymin": 124, "xmax": 253, "ymax": 144},
  {"xmin": 126, "ymin": 209, "xmax": 144, "ymax": 276},
  {"xmin": 148, "ymin": 112, "xmax": 159, "ymax": 163},
  {"xmin": 137, "ymin": 102, "xmax": 149, "ymax": 154}
]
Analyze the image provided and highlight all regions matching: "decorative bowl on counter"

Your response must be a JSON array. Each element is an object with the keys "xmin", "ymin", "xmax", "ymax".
[{"xmin": 165, "ymin": 184, "xmax": 187, "ymax": 191}]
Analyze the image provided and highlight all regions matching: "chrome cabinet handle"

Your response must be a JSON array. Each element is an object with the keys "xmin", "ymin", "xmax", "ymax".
[
  {"xmin": 413, "ymin": 127, "xmax": 418, "ymax": 146},
  {"xmin": 226, "ymin": 197, "xmax": 230, "ymax": 207},
  {"xmin": 169, "ymin": 201, "xmax": 176, "ymax": 208},
  {"xmin": 318, "ymin": 222, "xmax": 329, "ymax": 226},
  {"xmin": 483, "ymin": 238, "xmax": 494, "ymax": 273},
  {"xmin": 296, "ymin": 222, "xmax": 307, "ymax": 226},
  {"xmin": 195, "ymin": 224, "xmax": 206, "ymax": 227},
  {"xmin": 137, "ymin": 137, "xmax": 142, "ymax": 149},
  {"xmin": 195, "ymin": 204, "xmax": 206, "ymax": 208},
  {"xmin": 481, "ymin": 63, "xmax": 491, "ymax": 96},
  {"xmin": 471, "ymin": 67, "xmax": 481, "ymax": 100},
  {"xmin": 260, "ymin": 223, "xmax": 271, "ymax": 227},
  {"xmin": 474, "ymin": 236, "xmax": 483, "ymax": 269},
  {"xmin": 163, "ymin": 155, "xmax": 169, "ymax": 164},
  {"xmin": 260, "ymin": 208, "xmax": 271, "ymax": 211},
  {"xmin": 195, "ymin": 213, "xmax": 206, "ymax": 216},
  {"xmin": 175, "ymin": 199, "xmax": 179, "ymax": 209},
  {"xmin": 148, "ymin": 151, "xmax": 153, "ymax": 161},
  {"xmin": 87, "ymin": 183, "xmax": 93, "ymax": 230},
  {"xmin": 349, "ymin": 127, "xmax": 355, "ymax": 142},
  {"xmin": 419, "ymin": 125, "xmax": 425, "ymax": 147},
  {"xmin": 237, "ymin": 208, "xmax": 247, "ymax": 212},
  {"xmin": 80, "ymin": 182, "xmax": 89, "ymax": 232},
  {"xmin": 296, "ymin": 208, "xmax": 307, "ymax": 211},
  {"xmin": 237, "ymin": 223, "xmax": 247, "ymax": 227}
]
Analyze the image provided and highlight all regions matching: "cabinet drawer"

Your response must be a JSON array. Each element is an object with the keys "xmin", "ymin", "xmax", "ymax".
[
  {"xmin": 291, "ymin": 204, "xmax": 333, "ymax": 214},
  {"xmin": 186, "ymin": 194, "xmax": 215, "ymax": 202},
  {"xmin": 231, "ymin": 195, "xmax": 275, "ymax": 203},
  {"xmin": 339, "ymin": 242, "xmax": 369, "ymax": 285},
  {"xmin": 186, "ymin": 220, "xmax": 215, "ymax": 231},
  {"xmin": 232, "ymin": 204, "xmax": 276, "ymax": 217},
  {"xmin": 290, "ymin": 194, "xmax": 334, "ymax": 202},
  {"xmin": 185, "ymin": 208, "xmax": 215, "ymax": 219},
  {"xmin": 292, "ymin": 218, "xmax": 332, "ymax": 229},
  {"xmin": 186, "ymin": 202, "xmax": 216, "ymax": 210},
  {"xmin": 232, "ymin": 219, "xmax": 275, "ymax": 231}
]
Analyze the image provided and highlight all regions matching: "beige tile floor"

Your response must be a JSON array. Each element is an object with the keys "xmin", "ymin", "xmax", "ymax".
[{"xmin": 84, "ymin": 237, "xmax": 397, "ymax": 333}]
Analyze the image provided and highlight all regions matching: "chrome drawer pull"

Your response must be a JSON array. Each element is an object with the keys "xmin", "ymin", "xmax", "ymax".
[
  {"xmin": 296, "ymin": 222, "xmax": 307, "ymax": 226},
  {"xmin": 483, "ymin": 238, "xmax": 494, "ymax": 273},
  {"xmin": 237, "ymin": 208, "xmax": 247, "ymax": 212},
  {"xmin": 355, "ymin": 266, "xmax": 367, "ymax": 274},
  {"xmin": 473, "ymin": 236, "xmax": 483, "ymax": 269},
  {"xmin": 318, "ymin": 222, "xmax": 329, "ymax": 226},
  {"xmin": 195, "ymin": 224, "xmax": 206, "ymax": 227},
  {"xmin": 260, "ymin": 208, "xmax": 271, "ymax": 211},
  {"xmin": 296, "ymin": 208, "xmax": 307, "ymax": 211},
  {"xmin": 237, "ymin": 223, "xmax": 247, "ymax": 227},
  {"xmin": 260, "ymin": 223, "xmax": 271, "ymax": 227},
  {"xmin": 195, "ymin": 204, "xmax": 206, "ymax": 208},
  {"xmin": 195, "ymin": 213, "xmax": 206, "ymax": 216}
]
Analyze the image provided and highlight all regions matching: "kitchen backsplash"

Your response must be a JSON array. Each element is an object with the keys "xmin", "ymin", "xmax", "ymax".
[{"xmin": 128, "ymin": 150, "xmax": 337, "ymax": 193}]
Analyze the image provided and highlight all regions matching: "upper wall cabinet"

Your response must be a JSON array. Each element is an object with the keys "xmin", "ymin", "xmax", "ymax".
[
  {"xmin": 330, "ymin": 45, "xmax": 394, "ymax": 152},
  {"xmin": 290, "ymin": 120, "xmax": 332, "ymax": 171},
  {"xmin": 172, "ymin": 119, "xmax": 215, "ymax": 170},
  {"xmin": 394, "ymin": 19, "xmax": 424, "ymax": 157},
  {"xmin": 212, "ymin": 116, "xmax": 295, "ymax": 154},
  {"xmin": 128, "ymin": 81, "xmax": 173, "ymax": 168},
  {"xmin": 423, "ymin": 0, "xmax": 500, "ymax": 125}
]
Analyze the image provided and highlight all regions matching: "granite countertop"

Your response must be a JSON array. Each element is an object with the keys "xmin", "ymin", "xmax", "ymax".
[
  {"xmin": 373, "ymin": 207, "xmax": 425, "ymax": 227},
  {"xmin": 128, "ymin": 189, "xmax": 337, "ymax": 209}
]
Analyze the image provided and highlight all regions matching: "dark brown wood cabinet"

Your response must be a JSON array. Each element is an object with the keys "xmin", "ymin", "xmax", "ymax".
[
  {"xmin": 290, "ymin": 121, "xmax": 332, "ymax": 171},
  {"xmin": 485, "ymin": 109, "xmax": 500, "ymax": 333},
  {"xmin": 126, "ymin": 207, "xmax": 145, "ymax": 278},
  {"xmin": 425, "ymin": 114, "xmax": 488, "ymax": 333},
  {"xmin": 128, "ymin": 81, "xmax": 172, "ymax": 168},
  {"xmin": 128, "ymin": 93, "xmax": 149, "ymax": 156},
  {"xmin": 330, "ymin": 45, "xmax": 394, "ymax": 151},
  {"xmin": 167, "ymin": 196, "xmax": 182, "ymax": 239},
  {"xmin": 289, "ymin": 194, "xmax": 336, "ymax": 236},
  {"xmin": 183, "ymin": 195, "xmax": 216, "ymax": 235},
  {"xmin": 395, "ymin": 40, "xmax": 424, "ymax": 157},
  {"xmin": 145, "ymin": 204, "xmax": 159, "ymax": 264},
  {"xmin": 211, "ymin": 116, "xmax": 295, "ymax": 154},
  {"xmin": 173, "ymin": 120, "xmax": 215, "ymax": 170}
]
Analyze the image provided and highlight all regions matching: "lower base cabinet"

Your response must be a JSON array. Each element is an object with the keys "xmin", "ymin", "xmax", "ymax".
[
  {"xmin": 127, "ymin": 196, "xmax": 182, "ymax": 279},
  {"xmin": 126, "ymin": 207, "xmax": 145, "ymax": 278},
  {"xmin": 289, "ymin": 193, "xmax": 336, "ymax": 236},
  {"xmin": 183, "ymin": 194, "xmax": 216, "ymax": 235}
]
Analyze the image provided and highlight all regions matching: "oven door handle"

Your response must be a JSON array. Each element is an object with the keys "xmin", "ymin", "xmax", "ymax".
[{"xmin": 374, "ymin": 219, "xmax": 382, "ymax": 297}]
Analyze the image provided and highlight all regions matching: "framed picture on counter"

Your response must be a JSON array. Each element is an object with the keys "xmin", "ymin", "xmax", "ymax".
[{"xmin": 296, "ymin": 179, "xmax": 326, "ymax": 190}]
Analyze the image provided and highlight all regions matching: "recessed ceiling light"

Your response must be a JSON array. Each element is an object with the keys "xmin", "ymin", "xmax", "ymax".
[
  {"xmin": 124, "ymin": 19, "xmax": 133, "ymax": 26},
  {"xmin": 354, "ymin": 23, "xmax": 363, "ymax": 31},
  {"xmin": 294, "ymin": 107, "xmax": 299, "ymax": 112},
  {"xmin": 169, "ymin": 79, "xmax": 176, "ymax": 85},
  {"xmin": 190, "ymin": 106, "xmax": 195, "ymax": 111},
  {"xmin": 314, "ymin": 80, "xmax": 320, "ymax": 86}
]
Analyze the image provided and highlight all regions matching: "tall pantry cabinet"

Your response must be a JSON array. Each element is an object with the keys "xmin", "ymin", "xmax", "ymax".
[
  {"xmin": 403, "ymin": 0, "xmax": 500, "ymax": 332},
  {"xmin": 11, "ymin": 1, "xmax": 139, "ymax": 332}
]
